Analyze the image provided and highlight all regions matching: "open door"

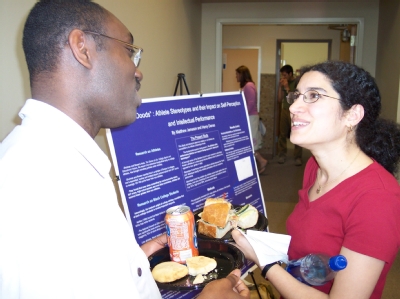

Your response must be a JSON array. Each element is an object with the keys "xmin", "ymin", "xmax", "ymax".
[{"xmin": 222, "ymin": 48, "xmax": 260, "ymax": 110}]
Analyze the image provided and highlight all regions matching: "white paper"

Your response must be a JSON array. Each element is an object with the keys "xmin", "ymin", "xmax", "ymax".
[
  {"xmin": 234, "ymin": 156, "xmax": 253, "ymax": 181},
  {"xmin": 239, "ymin": 230, "xmax": 291, "ymax": 266}
]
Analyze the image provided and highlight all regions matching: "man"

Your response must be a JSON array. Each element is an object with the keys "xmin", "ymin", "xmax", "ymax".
[
  {"xmin": 277, "ymin": 65, "xmax": 302, "ymax": 166},
  {"xmin": 0, "ymin": 1, "xmax": 249, "ymax": 298}
]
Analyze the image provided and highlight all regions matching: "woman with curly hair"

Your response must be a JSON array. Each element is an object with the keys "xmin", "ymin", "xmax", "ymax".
[{"xmin": 234, "ymin": 60, "xmax": 400, "ymax": 299}]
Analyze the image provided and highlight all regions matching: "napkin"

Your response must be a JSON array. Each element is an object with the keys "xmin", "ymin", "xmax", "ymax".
[{"xmin": 238, "ymin": 229, "xmax": 291, "ymax": 266}]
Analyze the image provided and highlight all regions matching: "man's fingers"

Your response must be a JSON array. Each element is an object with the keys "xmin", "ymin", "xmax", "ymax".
[
  {"xmin": 225, "ymin": 270, "xmax": 250, "ymax": 298},
  {"xmin": 224, "ymin": 269, "xmax": 241, "ymax": 287},
  {"xmin": 234, "ymin": 277, "xmax": 251, "ymax": 297}
]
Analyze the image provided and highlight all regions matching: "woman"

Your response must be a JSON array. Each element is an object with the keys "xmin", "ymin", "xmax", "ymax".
[
  {"xmin": 233, "ymin": 61, "xmax": 400, "ymax": 299},
  {"xmin": 236, "ymin": 65, "xmax": 268, "ymax": 174}
]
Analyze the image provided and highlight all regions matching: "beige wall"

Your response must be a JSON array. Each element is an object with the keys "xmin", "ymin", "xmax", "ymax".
[
  {"xmin": 0, "ymin": 0, "xmax": 202, "ymax": 151},
  {"xmin": 0, "ymin": 0, "xmax": 32, "ymax": 144},
  {"xmin": 201, "ymin": 1, "xmax": 380, "ymax": 93},
  {"xmin": 282, "ymin": 42, "xmax": 329, "ymax": 73},
  {"xmin": 375, "ymin": 0, "xmax": 400, "ymax": 122},
  {"xmin": 223, "ymin": 24, "xmax": 341, "ymax": 74}
]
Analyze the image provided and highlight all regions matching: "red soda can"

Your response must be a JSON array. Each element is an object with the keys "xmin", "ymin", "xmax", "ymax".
[{"xmin": 165, "ymin": 205, "xmax": 199, "ymax": 263}]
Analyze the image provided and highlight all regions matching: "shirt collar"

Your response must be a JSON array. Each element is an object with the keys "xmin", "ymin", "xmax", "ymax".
[{"xmin": 20, "ymin": 99, "xmax": 111, "ymax": 178}]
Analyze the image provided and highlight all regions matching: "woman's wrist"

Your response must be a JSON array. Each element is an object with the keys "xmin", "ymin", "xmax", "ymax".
[{"xmin": 261, "ymin": 261, "xmax": 282, "ymax": 279}]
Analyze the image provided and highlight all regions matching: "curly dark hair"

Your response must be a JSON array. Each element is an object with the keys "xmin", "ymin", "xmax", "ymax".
[
  {"xmin": 235, "ymin": 65, "xmax": 254, "ymax": 88},
  {"xmin": 299, "ymin": 60, "xmax": 400, "ymax": 176},
  {"xmin": 23, "ymin": 0, "xmax": 108, "ymax": 82}
]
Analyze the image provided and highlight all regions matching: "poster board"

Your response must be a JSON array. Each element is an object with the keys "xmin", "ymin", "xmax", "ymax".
[{"xmin": 107, "ymin": 92, "xmax": 267, "ymax": 298}]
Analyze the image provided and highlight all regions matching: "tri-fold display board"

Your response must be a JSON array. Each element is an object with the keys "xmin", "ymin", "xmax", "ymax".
[{"xmin": 107, "ymin": 92, "xmax": 267, "ymax": 298}]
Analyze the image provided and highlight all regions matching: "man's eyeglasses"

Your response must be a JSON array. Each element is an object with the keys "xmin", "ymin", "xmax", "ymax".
[
  {"xmin": 83, "ymin": 31, "xmax": 143, "ymax": 67},
  {"xmin": 286, "ymin": 90, "xmax": 340, "ymax": 105}
]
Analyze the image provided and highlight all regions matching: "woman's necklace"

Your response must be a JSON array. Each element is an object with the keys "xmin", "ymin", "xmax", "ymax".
[{"xmin": 316, "ymin": 150, "xmax": 361, "ymax": 194}]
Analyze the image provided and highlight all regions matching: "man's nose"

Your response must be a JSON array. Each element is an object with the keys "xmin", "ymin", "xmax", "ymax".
[{"xmin": 135, "ymin": 68, "xmax": 143, "ymax": 82}]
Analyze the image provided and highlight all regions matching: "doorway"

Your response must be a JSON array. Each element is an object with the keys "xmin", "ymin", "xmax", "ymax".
[
  {"xmin": 222, "ymin": 47, "xmax": 261, "ymax": 110},
  {"xmin": 274, "ymin": 39, "xmax": 331, "ymax": 155}
]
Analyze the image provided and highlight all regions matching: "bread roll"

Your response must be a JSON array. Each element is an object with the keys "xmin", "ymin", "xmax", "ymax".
[
  {"xmin": 186, "ymin": 256, "xmax": 217, "ymax": 276},
  {"xmin": 237, "ymin": 205, "xmax": 259, "ymax": 228},
  {"xmin": 151, "ymin": 261, "xmax": 188, "ymax": 283}
]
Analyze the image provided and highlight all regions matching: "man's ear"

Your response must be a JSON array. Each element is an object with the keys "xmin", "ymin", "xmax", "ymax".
[
  {"xmin": 346, "ymin": 104, "xmax": 365, "ymax": 127},
  {"xmin": 68, "ymin": 29, "xmax": 93, "ymax": 69}
]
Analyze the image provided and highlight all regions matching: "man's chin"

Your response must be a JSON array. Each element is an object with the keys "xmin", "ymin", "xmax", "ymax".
[{"xmin": 110, "ymin": 115, "xmax": 137, "ymax": 129}]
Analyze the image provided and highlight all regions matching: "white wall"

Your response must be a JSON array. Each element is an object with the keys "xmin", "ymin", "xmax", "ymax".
[
  {"xmin": 201, "ymin": 1, "xmax": 380, "ymax": 93},
  {"xmin": 0, "ymin": 0, "xmax": 202, "ymax": 151}
]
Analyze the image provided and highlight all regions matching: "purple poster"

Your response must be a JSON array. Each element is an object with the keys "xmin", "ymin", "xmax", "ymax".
[{"xmin": 107, "ymin": 92, "xmax": 267, "ymax": 298}]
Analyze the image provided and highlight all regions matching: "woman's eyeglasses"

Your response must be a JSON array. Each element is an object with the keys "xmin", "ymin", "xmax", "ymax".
[{"xmin": 286, "ymin": 90, "xmax": 340, "ymax": 105}]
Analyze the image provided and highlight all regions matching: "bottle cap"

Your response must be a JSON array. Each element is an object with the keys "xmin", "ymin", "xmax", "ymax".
[{"xmin": 329, "ymin": 255, "xmax": 347, "ymax": 271}]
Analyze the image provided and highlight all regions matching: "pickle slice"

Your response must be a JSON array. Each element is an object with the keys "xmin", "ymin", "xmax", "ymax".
[{"xmin": 235, "ymin": 204, "xmax": 249, "ymax": 215}]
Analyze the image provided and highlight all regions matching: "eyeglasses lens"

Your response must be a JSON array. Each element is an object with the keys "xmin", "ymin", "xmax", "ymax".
[
  {"xmin": 286, "ymin": 92, "xmax": 296, "ymax": 104},
  {"xmin": 133, "ymin": 50, "xmax": 142, "ymax": 67},
  {"xmin": 287, "ymin": 90, "xmax": 321, "ymax": 104},
  {"xmin": 304, "ymin": 90, "xmax": 320, "ymax": 103}
]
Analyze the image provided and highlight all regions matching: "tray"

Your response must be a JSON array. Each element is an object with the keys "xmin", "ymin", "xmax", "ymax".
[{"xmin": 148, "ymin": 239, "xmax": 244, "ymax": 291}]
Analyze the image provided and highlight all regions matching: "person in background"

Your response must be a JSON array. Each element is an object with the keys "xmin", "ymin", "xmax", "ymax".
[
  {"xmin": 0, "ymin": 1, "xmax": 249, "ymax": 298},
  {"xmin": 277, "ymin": 64, "xmax": 303, "ymax": 166},
  {"xmin": 233, "ymin": 60, "xmax": 400, "ymax": 299},
  {"xmin": 236, "ymin": 65, "xmax": 268, "ymax": 174}
]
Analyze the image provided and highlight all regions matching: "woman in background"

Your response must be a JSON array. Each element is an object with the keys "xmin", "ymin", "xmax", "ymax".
[
  {"xmin": 233, "ymin": 60, "xmax": 400, "ymax": 299},
  {"xmin": 236, "ymin": 65, "xmax": 268, "ymax": 174}
]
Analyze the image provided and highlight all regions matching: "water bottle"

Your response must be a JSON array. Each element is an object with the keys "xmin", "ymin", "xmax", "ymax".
[{"xmin": 285, "ymin": 253, "xmax": 347, "ymax": 286}]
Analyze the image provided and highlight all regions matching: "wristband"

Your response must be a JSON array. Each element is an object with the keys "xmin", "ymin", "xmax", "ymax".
[{"xmin": 261, "ymin": 261, "xmax": 282, "ymax": 278}]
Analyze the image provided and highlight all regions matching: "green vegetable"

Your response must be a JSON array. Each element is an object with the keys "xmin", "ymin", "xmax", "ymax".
[{"xmin": 235, "ymin": 204, "xmax": 249, "ymax": 215}]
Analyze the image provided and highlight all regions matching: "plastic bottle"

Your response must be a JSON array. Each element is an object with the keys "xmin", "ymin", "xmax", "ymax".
[{"xmin": 285, "ymin": 253, "xmax": 347, "ymax": 286}]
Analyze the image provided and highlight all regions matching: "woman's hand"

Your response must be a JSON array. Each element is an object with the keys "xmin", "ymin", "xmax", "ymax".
[
  {"xmin": 231, "ymin": 229, "xmax": 262, "ymax": 268},
  {"xmin": 140, "ymin": 233, "xmax": 167, "ymax": 257},
  {"xmin": 197, "ymin": 269, "xmax": 250, "ymax": 299}
]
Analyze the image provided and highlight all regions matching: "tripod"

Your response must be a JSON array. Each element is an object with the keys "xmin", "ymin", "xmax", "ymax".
[{"xmin": 173, "ymin": 73, "xmax": 190, "ymax": 96}]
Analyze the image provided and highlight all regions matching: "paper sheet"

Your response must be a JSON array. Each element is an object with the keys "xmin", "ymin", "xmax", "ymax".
[{"xmin": 238, "ymin": 230, "xmax": 291, "ymax": 266}]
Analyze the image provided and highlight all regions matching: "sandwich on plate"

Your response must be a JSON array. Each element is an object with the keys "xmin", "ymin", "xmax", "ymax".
[{"xmin": 197, "ymin": 198, "xmax": 259, "ymax": 238}]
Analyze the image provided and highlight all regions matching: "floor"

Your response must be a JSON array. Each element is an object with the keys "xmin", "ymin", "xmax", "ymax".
[{"xmin": 244, "ymin": 148, "xmax": 400, "ymax": 299}]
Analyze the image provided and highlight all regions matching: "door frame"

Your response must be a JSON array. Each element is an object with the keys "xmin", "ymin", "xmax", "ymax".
[{"xmin": 215, "ymin": 17, "xmax": 364, "ymax": 92}]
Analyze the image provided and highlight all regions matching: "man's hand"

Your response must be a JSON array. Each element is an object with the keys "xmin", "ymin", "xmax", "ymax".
[
  {"xmin": 197, "ymin": 269, "xmax": 250, "ymax": 299},
  {"xmin": 279, "ymin": 78, "xmax": 289, "ymax": 90},
  {"xmin": 140, "ymin": 233, "xmax": 167, "ymax": 257},
  {"xmin": 278, "ymin": 78, "xmax": 289, "ymax": 103}
]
